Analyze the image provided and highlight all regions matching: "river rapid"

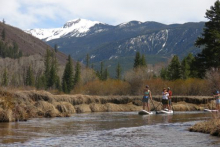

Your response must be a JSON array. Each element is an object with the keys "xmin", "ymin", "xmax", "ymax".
[{"xmin": 0, "ymin": 111, "xmax": 219, "ymax": 147}]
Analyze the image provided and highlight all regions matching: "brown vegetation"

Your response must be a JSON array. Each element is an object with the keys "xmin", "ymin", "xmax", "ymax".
[
  {"xmin": 189, "ymin": 117, "xmax": 220, "ymax": 137},
  {"xmin": 0, "ymin": 89, "xmax": 215, "ymax": 122},
  {"xmin": 71, "ymin": 78, "xmax": 211, "ymax": 96}
]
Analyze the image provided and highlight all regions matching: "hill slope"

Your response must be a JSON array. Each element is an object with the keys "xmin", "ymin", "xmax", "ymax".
[{"xmin": 0, "ymin": 22, "xmax": 68, "ymax": 65}]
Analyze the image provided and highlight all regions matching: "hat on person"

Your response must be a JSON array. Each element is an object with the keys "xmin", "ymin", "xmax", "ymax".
[
  {"xmin": 167, "ymin": 87, "xmax": 170, "ymax": 89},
  {"xmin": 146, "ymin": 85, "xmax": 149, "ymax": 88},
  {"xmin": 213, "ymin": 90, "xmax": 219, "ymax": 95}
]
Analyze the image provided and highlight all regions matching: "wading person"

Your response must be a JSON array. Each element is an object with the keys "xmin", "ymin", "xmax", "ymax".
[
  {"xmin": 214, "ymin": 90, "xmax": 220, "ymax": 111},
  {"xmin": 162, "ymin": 88, "xmax": 169, "ymax": 110},
  {"xmin": 167, "ymin": 87, "xmax": 172, "ymax": 111},
  {"xmin": 142, "ymin": 85, "xmax": 152, "ymax": 112}
]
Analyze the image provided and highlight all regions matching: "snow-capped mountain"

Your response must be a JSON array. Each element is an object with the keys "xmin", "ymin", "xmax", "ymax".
[
  {"xmin": 26, "ymin": 19, "xmax": 205, "ymax": 77},
  {"xmin": 26, "ymin": 18, "xmax": 104, "ymax": 41}
]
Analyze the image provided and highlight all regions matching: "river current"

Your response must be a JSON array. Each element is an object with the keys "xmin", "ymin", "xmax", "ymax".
[{"xmin": 0, "ymin": 111, "xmax": 220, "ymax": 147}]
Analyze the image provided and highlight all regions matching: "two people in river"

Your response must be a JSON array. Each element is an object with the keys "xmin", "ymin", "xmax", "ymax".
[
  {"xmin": 162, "ymin": 87, "xmax": 172, "ymax": 111},
  {"xmin": 142, "ymin": 85, "xmax": 172, "ymax": 112},
  {"xmin": 162, "ymin": 88, "xmax": 169, "ymax": 110}
]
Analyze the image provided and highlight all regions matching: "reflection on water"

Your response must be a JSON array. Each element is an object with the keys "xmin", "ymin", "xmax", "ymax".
[{"xmin": 0, "ymin": 111, "xmax": 220, "ymax": 147}]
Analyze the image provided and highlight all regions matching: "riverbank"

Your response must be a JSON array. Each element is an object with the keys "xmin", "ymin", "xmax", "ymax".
[
  {"xmin": 189, "ymin": 117, "xmax": 220, "ymax": 137},
  {"xmin": 0, "ymin": 89, "xmax": 216, "ymax": 122}
]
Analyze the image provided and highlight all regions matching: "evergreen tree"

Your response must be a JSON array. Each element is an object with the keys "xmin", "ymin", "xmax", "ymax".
[
  {"xmin": 133, "ymin": 52, "xmax": 141, "ymax": 68},
  {"xmin": 160, "ymin": 67, "xmax": 168, "ymax": 80},
  {"xmin": 167, "ymin": 55, "xmax": 181, "ymax": 80},
  {"xmin": 194, "ymin": 0, "xmax": 220, "ymax": 78},
  {"xmin": 55, "ymin": 77, "xmax": 61, "ymax": 91},
  {"xmin": 103, "ymin": 68, "xmax": 109, "ymax": 81},
  {"xmin": 1, "ymin": 29, "xmax": 5, "ymax": 41},
  {"xmin": 116, "ymin": 62, "xmax": 122, "ymax": 80},
  {"xmin": 2, "ymin": 19, "xmax": 5, "ymax": 24},
  {"xmin": 44, "ymin": 49, "xmax": 51, "ymax": 88},
  {"xmin": 181, "ymin": 53, "xmax": 194, "ymax": 79},
  {"xmin": 12, "ymin": 41, "xmax": 18, "ymax": 58},
  {"xmin": 74, "ymin": 61, "xmax": 81, "ymax": 87},
  {"xmin": 62, "ymin": 81, "xmax": 68, "ymax": 93},
  {"xmin": 54, "ymin": 44, "xmax": 58, "ymax": 52},
  {"xmin": 86, "ymin": 54, "xmax": 90, "ymax": 68},
  {"xmin": 25, "ymin": 65, "xmax": 35, "ymax": 86},
  {"xmin": 48, "ymin": 52, "xmax": 59, "ymax": 88},
  {"xmin": 140, "ymin": 54, "xmax": 147, "ymax": 67},
  {"xmin": 2, "ymin": 68, "xmax": 8, "ymax": 86},
  {"xmin": 36, "ymin": 75, "xmax": 46, "ymax": 89},
  {"xmin": 100, "ymin": 61, "xmax": 104, "ymax": 79},
  {"xmin": 62, "ymin": 55, "xmax": 74, "ymax": 93},
  {"xmin": 96, "ymin": 61, "xmax": 104, "ymax": 80}
]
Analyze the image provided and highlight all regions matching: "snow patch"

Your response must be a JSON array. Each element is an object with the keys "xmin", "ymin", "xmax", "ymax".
[
  {"xmin": 157, "ymin": 29, "xmax": 169, "ymax": 54},
  {"xmin": 91, "ymin": 55, "xmax": 96, "ymax": 59},
  {"xmin": 109, "ymin": 56, "xmax": 118, "ymax": 60},
  {"xmin": 25, "ymin": 18, "xmax": 103, "ymax": 41}
]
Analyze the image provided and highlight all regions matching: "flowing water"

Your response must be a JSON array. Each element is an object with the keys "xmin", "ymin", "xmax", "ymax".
[{"xmin": 0, "ymin": 111, "xmax": 220, "ymax": 147}]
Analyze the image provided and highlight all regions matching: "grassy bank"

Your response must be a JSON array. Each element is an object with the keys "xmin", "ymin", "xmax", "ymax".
[
  {"xmin": 0, "ymin": 89, "xmax": 215, "ymax": 122},
  {"xmin": 189, "ymin": 117, "xmax": 220, "ymax": 137}
]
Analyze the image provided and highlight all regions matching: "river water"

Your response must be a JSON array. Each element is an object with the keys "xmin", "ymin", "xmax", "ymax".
[{"xmin": 0, "ymin": 111, "xmax": 219, "ymax": 147}]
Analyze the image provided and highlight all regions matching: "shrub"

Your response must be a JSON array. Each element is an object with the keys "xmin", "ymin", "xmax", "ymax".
[{"xmin": 73, "ymin": 79, "xmax": 131, "ymax": 95}]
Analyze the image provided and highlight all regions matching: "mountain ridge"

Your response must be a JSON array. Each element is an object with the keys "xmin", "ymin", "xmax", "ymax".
[{"xmin": 25, "ymin": 19, "xmax": 205, "ymax": 76}]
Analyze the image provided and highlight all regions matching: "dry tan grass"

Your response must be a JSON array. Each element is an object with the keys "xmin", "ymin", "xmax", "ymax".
[
  {"xmin": 35, "ymin": 101, "xmax": 60, "ymax": 117},
  {"xmin": 189, "ymin": 117, "xmax": 220, "ymax": 136},
  {"xmin": 0, "ymin": 108, "xmax": 12, "ymax": 122},
  {"xmin": 0, "ymin": 89, "xmax": 217, "ymax": 122}
]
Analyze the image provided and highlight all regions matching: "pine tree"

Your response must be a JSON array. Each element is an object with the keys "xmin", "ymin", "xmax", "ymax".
[
  {"xmin": 100, "ymin": 61, "xmax": 104, "ymax": 79},
  {"xmin": 2, "ymin": 68, "xmax": 8, "ymax": 86},
  {"xmin": 133, "ymin": 52, "xmax": 141, "ymax": 68},
  {"xmin": 74, "ymin": 61, "xmax": 81, "ymax": 87},
  {"xmin": 44, "ymin": 49, "xmax": 51, "ymax": 88},
  {"xmin": 55, "ymin": 77, "xmax": 61, "ymax": 91},
  {"xmin": 181, "ymin": 53, "xmax": 194, "ymax": 79},
  {"xmin": 140, "ymin": 54, "xmax": 147, "ymax": 67},
  {"xmin": 96, "ymin": 61, "xmax": 104, "ymax": 80},
  {"xmin": 1, "ymin": 29, "xmax": 5, "ymax": 41},
  {"xmin": 160, "ymin": 67, "xmax": 168, "ymax": 80},
  {"xmin": 194, "ymin": 0, "xmax": 220, "ymax": 78},
  {"xmin": 2, "ymin": 19, "xmax": 5, "ymax": 24},
  {"xmin": 116, "ymin": 62, "xmax": 122, "ymax": 80},
  {"xmin": 86, "ymin": 54, "xmax": 90, "ymax": 68},
  {"xmin": 48, "ymin": 51, "xmax": 59, "ymax": 88},
  {"xmin": 12, "ymin": 41, "xmax": 19, "ymax": 58},
  {"xmin": 54, "ymin": 44, "xmax": 58, "ymax": 52},
  {"xmin": 103, "ymin": 68, "xmax": 109, "ymax": 81},
  {"xmin": 62, "ymin": 55, "xmax": 74, "ymax": 93},
  {"xmin": 25, "ymin": 65, "xmax": 35, "ymax": 86},
  {"xmin": 167, "ymin": 55, "xmax": 181, "ymax": 80},
  {"xmin": 36, "ymin": 75, "xmax": 46, "ymax": 89}
]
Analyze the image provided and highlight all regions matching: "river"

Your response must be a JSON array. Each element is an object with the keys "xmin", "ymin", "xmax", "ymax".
[{"xmin": 0, "ymin": 111, "xmax": 219, "ymax": 147}]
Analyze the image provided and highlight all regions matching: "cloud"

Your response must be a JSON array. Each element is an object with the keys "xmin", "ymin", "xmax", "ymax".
[{"xmin": 0, "ymin": 0, "xmax": 217, "ymax": 29}]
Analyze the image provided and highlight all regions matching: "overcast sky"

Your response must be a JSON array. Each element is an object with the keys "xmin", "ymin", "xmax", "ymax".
[{"xmin": 0, "ymin": 0, "xmax": 217, "ymax": 29}]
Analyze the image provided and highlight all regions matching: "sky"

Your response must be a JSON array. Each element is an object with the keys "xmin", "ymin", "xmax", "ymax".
[{"xmin": 0, "ymin": 0, "xmax": 217, "ymax": 29}]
